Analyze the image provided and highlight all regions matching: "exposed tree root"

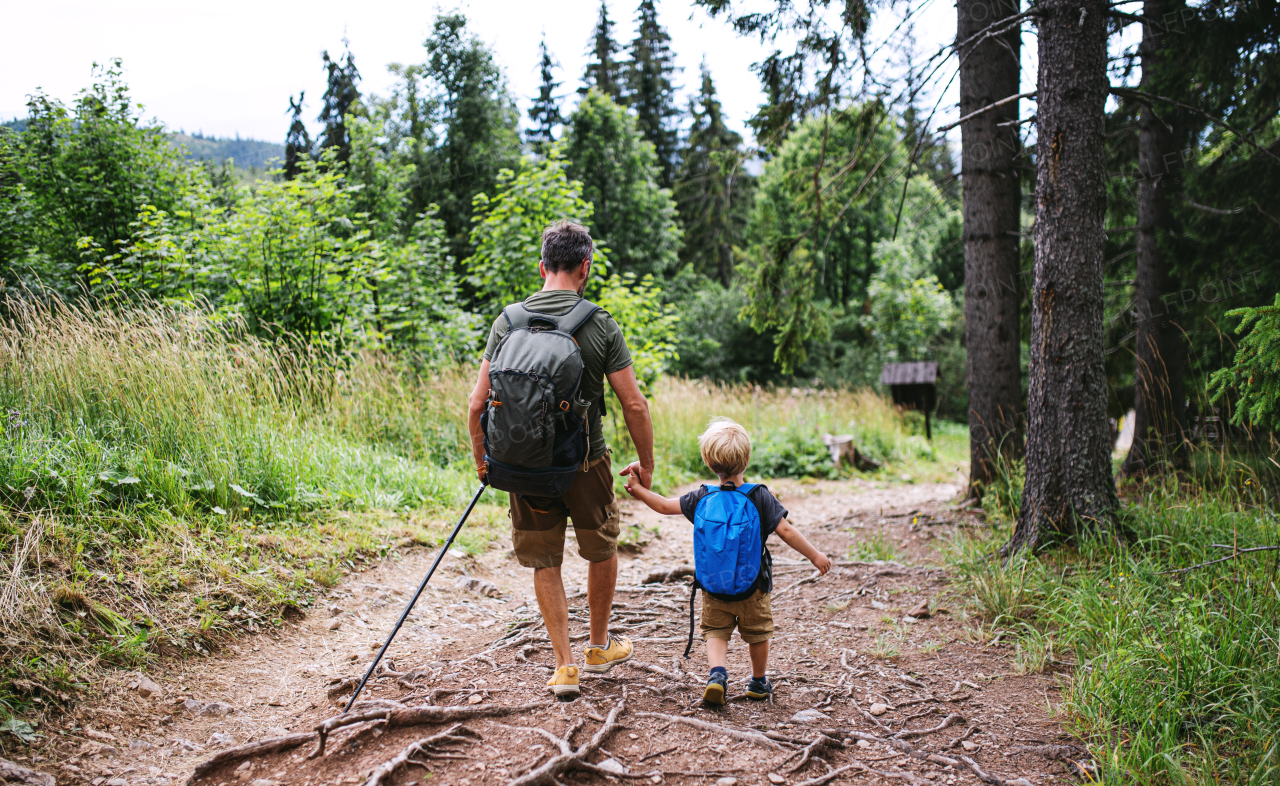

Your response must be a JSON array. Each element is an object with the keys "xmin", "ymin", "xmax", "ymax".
[
  {"xmin": 399, "ymin": 687, "xmax": 504, "ymax": 705},
  {"xmin": 186, "ymin": 732, "xmax": 317, "ymax": 784},
  {"xmin": 1012, "ymin": 744, "xmax": 1093, "ymax": 777},
  {"xmin": 501, "ymin": 696, "xmax": 651, "ymax": 786},
  {"xmin": 819, "ymin": 727, "xmax": 1037, "ymax": 786},
  {"xmin": 642, "ymin": 567, "xmax": 695, "ymax": 584},
  {"xmin": 362, "ymin": 723, "xmax": 481, "ymax": 786},
  {"xmin": 849, "ymin": 698, "xmax": 891, "ymax": 731},
  {"xmin": 850, "ymin": 761, "xmax": 931, "ymax": 785},
  {"xmin": 625, "ymin": 660, "xmax": 688, "ymax": 682},
  {"xmin": 327, "ymin": 677, "xmax": 357, "ymax": 699},
  {"xmin": 791, "ymin": 762, "xmax": 859, "ymax": 786},
  {"xmin": 944, "ymin": 725, "xmax": 981, "ymax": 749},
  {"xmin": 780, "ymin": 733, "xmax": 842, "ymax": 774},
  {"xmin": 634, "ymin": 712, "xmax": 794, "ymax": 750},
  {"xmin": 893, "ymin": 713, "xmax": 966, "ymax": 740},
  {"xmin": 310, "ymin": 701, "xmax": 547, "ymax": 759}
]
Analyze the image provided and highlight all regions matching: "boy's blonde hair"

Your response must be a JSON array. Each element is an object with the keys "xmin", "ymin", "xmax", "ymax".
[{"xmin": 698, "ymin": 418, "xmax": 751, "ymax": 477}]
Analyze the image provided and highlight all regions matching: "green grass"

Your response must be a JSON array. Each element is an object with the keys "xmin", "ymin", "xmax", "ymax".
[
  {"xmin": 849, "ymin": 532, "xmax": 904, "ymax": 562},
  {"xmin": 946, "ymin": 469, "xmax": 1280, "ymax": 784}
]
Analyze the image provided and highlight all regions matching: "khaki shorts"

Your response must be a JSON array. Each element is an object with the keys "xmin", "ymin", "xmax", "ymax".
[
  {"xmin": 701, "ymin": 589, "xmax": 775, "ymax": 643},
  {"xmin": 509, "ymin": 454, "xmax": 620, "ymax": 569}
]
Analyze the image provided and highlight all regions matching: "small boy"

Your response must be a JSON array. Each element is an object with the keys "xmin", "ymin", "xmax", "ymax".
[{"xmin": 623, "ymin": 418, "xmax": 831, "ymax": 704}]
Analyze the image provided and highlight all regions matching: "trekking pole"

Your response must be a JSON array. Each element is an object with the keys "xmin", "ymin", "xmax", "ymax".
[{"xmin": 344, "ymin": 480, "xmax": 488, "ymax": 713}]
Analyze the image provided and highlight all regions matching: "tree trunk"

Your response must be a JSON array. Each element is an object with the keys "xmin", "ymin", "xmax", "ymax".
[
  {"xmin": 958, "ymin": 0, "xmax": 1025, "ymax": 499},
  {"xmin": 1010, "ymin": 0, "xmax": 1117, "ymax": 553},
  {"xmin": 1120, "ymin": 0, "xmax": 1188, "ymax": 477}
]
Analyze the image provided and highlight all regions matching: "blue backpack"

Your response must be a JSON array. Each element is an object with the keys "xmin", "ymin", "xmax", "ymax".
[{"xmin": 684, "ymin": 483, "xmax": 765, "ymax": 657}]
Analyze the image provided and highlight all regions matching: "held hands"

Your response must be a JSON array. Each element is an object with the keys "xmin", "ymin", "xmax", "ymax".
[
  {"xmin": 619, "ymin": 461, "xmax": 652, "ymax": 493},
  {"xmin": 622, "ymin": 465, "xmax": 643, "ymax": 499}
]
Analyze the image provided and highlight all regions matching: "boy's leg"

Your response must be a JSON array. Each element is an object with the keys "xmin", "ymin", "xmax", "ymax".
[
  {"xmin": 706, "ymin": 636, "xmax": 729, "ymax": 669},
  {"xmin": 747, "ymin": 640, "xmax": 769, "ymax": 678},
  {"xmin": 738, "ymin": 590, "xmax": 775, "ymax": 694}
]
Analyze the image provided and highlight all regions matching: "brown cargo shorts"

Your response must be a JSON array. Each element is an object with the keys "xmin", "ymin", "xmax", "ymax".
[
  {"xmin": 509, "ymin": 454, "xmax": 620, "ymax": 569},
  {"xmin": 701, "ymin": 588, "xmax": 775, "ymax": 643}
]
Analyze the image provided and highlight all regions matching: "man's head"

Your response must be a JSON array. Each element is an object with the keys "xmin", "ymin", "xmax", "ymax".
[
  {"xmin": 698, "ymin": 418, "xmax": 751, "ymax": 478},
  {"xmin": 540, "ymin": 220, "xmax": 594, "ymax": 295}
]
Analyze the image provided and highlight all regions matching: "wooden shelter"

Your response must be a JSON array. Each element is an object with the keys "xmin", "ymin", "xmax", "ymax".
[{"xmin": 881, "ymin": 362, "xmax": 939, "ymax": 440}]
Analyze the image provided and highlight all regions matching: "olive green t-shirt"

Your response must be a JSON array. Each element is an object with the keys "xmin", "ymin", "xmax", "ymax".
[{"xmin": 483, "ymin": 290, "xmax": 633, "ymax": 460}]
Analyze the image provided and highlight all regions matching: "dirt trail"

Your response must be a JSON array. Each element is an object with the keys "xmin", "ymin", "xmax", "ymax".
[{"xmin": 28, "ymin": 479, "xmax": 1084, "ymax": 786}]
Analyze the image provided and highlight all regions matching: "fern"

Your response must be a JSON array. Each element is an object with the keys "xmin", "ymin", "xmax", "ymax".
[{"xmin": 1209, "ymin": 294, "xmax": 1280, "ymax": 430}]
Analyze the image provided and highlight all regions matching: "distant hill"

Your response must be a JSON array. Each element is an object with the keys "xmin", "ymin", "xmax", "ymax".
[
  {"xmin": 171, "ymin": 132, "xmax": 284, "ymax": 170},
  {"xmin": 3, "ymin": 119, "xmax": 282, "ymax": 170}
]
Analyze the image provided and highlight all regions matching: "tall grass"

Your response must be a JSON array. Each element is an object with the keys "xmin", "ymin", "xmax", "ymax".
[
  {"xmin": 0, "ymin": 297, "xmax": 480, "ymax": 519},
  {"xmin": 946, "ymin": 468, "xmax": 1280, "ymax": 784},
  {"xmin": 625, "ymin": 377, "xmax": 945, "ymax": 489}
]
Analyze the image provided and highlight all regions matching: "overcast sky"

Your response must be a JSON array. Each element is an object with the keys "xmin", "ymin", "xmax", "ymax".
[{"xmin": 2, "ymin": 0, "xmax": 1038, "ymax": 148}]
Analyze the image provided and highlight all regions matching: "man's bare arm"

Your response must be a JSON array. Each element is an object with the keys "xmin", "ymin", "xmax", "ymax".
[
  {"xmin": 606, "ymin": 365, "xmax": 655, "ymax": 489},
  {"xmin": 467, "ymin": 359, "xmax": 491, "ymax": 481}
]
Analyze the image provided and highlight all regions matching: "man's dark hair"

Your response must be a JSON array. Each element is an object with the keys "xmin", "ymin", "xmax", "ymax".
[{"xmin": 541, "ymin": 220, "xmax": 594, "ymax": 273}]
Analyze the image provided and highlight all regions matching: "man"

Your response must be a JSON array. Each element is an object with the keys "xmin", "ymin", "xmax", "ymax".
[{"xmin": 467, "ymin": 220, "xmax": 656, "ymax": 698}]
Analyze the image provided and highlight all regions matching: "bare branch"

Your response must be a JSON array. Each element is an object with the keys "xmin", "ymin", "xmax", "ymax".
[
  {"xmin": 937, "ymin": 92, "xmax": 1037, "ymax": 134},
  {"xmin": 1160, "ymin": 544, "xmax": 1280, "ymax": 575}
]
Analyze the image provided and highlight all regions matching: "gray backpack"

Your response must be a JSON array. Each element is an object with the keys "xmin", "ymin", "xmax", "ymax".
[{"xmin": 482, "ymin": 299, "xmax": 601, "ymax": 497}]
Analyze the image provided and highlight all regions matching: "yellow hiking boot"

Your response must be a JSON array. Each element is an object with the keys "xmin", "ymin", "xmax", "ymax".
[
  {"xmin": 583, "ymin": 635, "xmax": 633, "ymax": 674},
  {"xmin": 546, "ymin": 665, "xmax": 580, "ymax": 698}
]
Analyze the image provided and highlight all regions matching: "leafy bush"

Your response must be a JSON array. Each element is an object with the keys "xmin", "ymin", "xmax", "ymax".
[
  {"xmin": 465, "ymin": 151, "xmax": 598, "ymax": 307},
  {"xmin": 749, "ymin": 433, "xmax": 838, "ymax": 479}
]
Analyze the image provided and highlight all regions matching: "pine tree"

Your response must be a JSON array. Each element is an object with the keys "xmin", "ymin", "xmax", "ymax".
[
  {"xmin": 675, "ymin": 62, "xmax": 752, "ymax": 286},
  {"xmin": 414, "ymin": 13, "xmax": 522, "ymax": 259},
  {"xmin": 317, "ymin": 44, "xmax": 363, "ymax": 166},
  {"xmin": 1119, "ymin": 0, "xmax": 1189, "ymax": 477},
  {"xmin": 748, "ymin": 51, "xmax": 805, "ymax": 157},
  {"xmin": 284, "ymin": 91, "xmax": 313, "ymax": 180},
  {"xmin": 564, "ymin": 89, "xmax": 680, "ymax": 277},
  {"xmin": 1011, "ymin": 0, "xmax": 1118, "ymax": 554},
  {"xmin": 527, "ymin": 35, "xmax": 564, "ymax": 153},
  {"xmin": 955, "ymin": 0, "xmax": 1024, "ymax": 499},
  {"xmin": 625, "ymin": 0, "xmax": 681, "ymax": 186},
  {"xmin": 582, "ymin": 0, "xmax": 626, "ymax": 103}
]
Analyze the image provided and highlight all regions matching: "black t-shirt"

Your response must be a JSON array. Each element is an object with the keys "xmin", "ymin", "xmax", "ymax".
[{"xmin": 679, "ymin": 482, "xmax": 789, "ymax": 595}]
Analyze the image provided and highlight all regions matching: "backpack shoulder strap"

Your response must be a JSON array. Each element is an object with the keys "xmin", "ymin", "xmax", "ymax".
[
  {"xmin": 502, "ymin": 299, "xmax": 600, "ymax": 334},
  {"xmin": 735, "ymin": 483, "xmax": 759, "ymax": 496},
  {"xmin": 557, "ymin": 298, "xmax": 601, "ymax": 335},
  {"xmin": 502, "ymin": 304, "xmax": 536, "ymax": 331},
  {"xmin": 683, "ymin": 581, "xmax": 699, "ymax": 659}
]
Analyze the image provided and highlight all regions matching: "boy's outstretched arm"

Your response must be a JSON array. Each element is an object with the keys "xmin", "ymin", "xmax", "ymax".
[
  {"xmin": 775, "ymin": 520, "xmax": 833, "ymax": 574},
  {"xmin": 622, "ymin": 468, "xmax": 682, "ymax": 515}
]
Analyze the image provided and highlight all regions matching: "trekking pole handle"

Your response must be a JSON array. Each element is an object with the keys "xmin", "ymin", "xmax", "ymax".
[{"xmin": 343, "ymin": 480, "xmax": 488, "ymax": 713}]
